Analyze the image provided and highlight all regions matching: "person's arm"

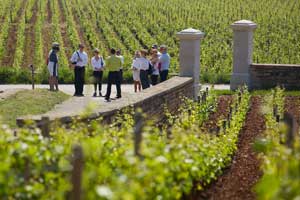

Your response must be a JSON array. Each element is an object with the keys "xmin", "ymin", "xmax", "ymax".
[
  {"xmin": 101, "ymin": 57, "xmax": 105, "ymax": 70},
  {"xmin": 105, "ymin": 57, "xmax": 110, "ymax": 70},
  {"xmin": 83, "ymin": 53, "xmax": 88, "ymax": 66},
  {"xmin": 132, "ymin": 59, "xmax": 138, "ymax": 70},
  {"xmin": 91, "ymin": 58, "xmax": 95, "ymax": 71},
  {"xmin": 70, "ymin": 52, "xmax": 77, "ymax": 63},
  {"xmin": 159, "ymin": 54, "xmax": 166, "ymax": 64}
]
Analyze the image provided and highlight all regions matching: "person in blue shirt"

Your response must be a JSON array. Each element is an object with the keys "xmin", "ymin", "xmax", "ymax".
[{"xmin": 158, "ymin": 45, "xmax": 170, "ymax": 82}]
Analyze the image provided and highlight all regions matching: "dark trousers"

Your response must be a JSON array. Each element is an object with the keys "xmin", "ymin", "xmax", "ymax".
[
  {"xmin": 160, "ymin": 70, "xmax": 168, "ymax": 82},
  {"xmin": 119, "ymin": 69, "xmax": 123, "ymax": 82},
  {"xmin": 105, "ymin": 71, "xmax": 121, "ymax": 99},
  {"xmin": 140, "ymin": 70, "xmax": 150, "ymax": 89},
  {"xmin": 151, "ymin": 74, "xmax": 159, "ymax": 86},
  {"xmin": 74, "ymin": 67, "xmax": 85, "ymax": 95},
  {"xmin": 93, "ymin": 71, "xmax": 103, "ymax": 92}
]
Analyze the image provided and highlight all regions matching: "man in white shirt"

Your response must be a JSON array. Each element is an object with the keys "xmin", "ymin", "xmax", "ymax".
[
  {"xmin": 70, "ymin": 44, "xmax": 88, "ymax": 96},
  {"xmin": 91, "ymin": 48, "xmax": 105, "ymax": 97},
  {"xmin": 137, "ymin": 49, "xmax": 150, "ymax": 89}
]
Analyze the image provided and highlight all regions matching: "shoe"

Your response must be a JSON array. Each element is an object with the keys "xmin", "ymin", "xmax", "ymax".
[
  {"xmin": 79, "ymin": 94, "xmax": 84, "ymax": 97},
  {"xmin": 116, "ymin": 96, "xmax": 122, "ymax": 99},
  {"xmin": 93, "ymin": 92, "xmax": 97, "ymax": 97},
  {"xmin": 105, "ymin": 97, "xmax": 111, "ymax": 102},
  {"xmin": 99, "ymin": 92, "xmax": 103, "ymax": 97}
]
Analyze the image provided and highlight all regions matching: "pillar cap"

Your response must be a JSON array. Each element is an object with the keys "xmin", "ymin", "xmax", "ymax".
[
  {"xmin": 176, "ymin": 28, "xmax": 205, "ymax": 40},
  {"xmin": 231, "ymin": 20, "xmax": 257, "ymax": 31}
]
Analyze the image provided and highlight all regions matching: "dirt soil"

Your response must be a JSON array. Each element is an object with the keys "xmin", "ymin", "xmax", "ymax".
[
  {"xmin": 24, "ymin": 0, "xmax": 38, "ymax": 67},
  {"xmin": 285, "ymin": 96, "xmax": 300, "ymax": 124},
  {"xmin": 1, "ymin": 0, "xmax": 27, "ymax": 67},
  {"xmin": 201, "ymin": 95, "xmax": 233, "ymax": 133},
  {"xmin": 42, "ymin": 0, "xmax": 52, "ymax": 60},
  {"xmin": 187, "ymin": 96, "xmax": 265, "ymax": 200}
]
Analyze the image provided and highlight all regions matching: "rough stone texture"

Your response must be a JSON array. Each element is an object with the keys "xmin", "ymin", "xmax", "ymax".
[
  {"xmin": 250, "ymin": 64, "xmax": 300, "ymax": 90},
  {"xmin": 177, "ymin": 28, "xmax": 205, "ymax": 99},
  {"xmin": 17, "ymin": 77, "xmax": 194, "ymax": 126},
  {"xmin": 230, "ymin": 20, "xmax": 257, "ymax": 90}
]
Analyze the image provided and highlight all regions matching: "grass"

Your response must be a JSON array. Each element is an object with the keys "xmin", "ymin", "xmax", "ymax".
[{"xmin": 0, "ymin": 89, "xmax": 70, "ymax": 127}]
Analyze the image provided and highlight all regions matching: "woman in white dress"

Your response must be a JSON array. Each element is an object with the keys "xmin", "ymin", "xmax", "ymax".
[{"xmin": 132, "ymin": 51, "xmax": 141, "ymax": 92}]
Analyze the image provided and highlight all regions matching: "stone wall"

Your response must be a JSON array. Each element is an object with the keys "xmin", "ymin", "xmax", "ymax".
[
  {"xmin": 250, "ymin": 64, "xmax": 300, "ymax": 90},
  {"xmin": 17, "ymin": 77, "xmax": 194, "ymax": 126}
]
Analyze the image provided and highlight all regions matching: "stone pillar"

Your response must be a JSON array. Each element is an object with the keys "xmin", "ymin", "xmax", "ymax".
[
  {"xmin": 230, "ymin": 20, "xmax": 257, "ymax": 90},
  {"xmin": 176, "ymin": 28, "xmax": 205, "ymax": 100}
]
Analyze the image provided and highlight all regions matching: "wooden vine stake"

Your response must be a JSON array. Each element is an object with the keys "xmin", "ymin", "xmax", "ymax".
[
  {"xmin": 134, "ymin": 109, "xmax": 144, "ymax": 157},
  {"xmin": 283, "ymin": 112, "xmax": 298, "ymax": 149},
  {"xmin": 201, "ymin": 92, "xmax": 207, "ymax": 103},
  {"xmin": 197, "ymin": 95, "xmax": 201, "ymax": 104},
  {"xmin": 273, "ymin": 104, "xmax": 278, "ymax": 117},
  {"xmin": 40, "ymin": 116, "xmax": 50, "ymax": 138},
  {"xmin": 227, "ymin": 113, "xmax": 231, "ymax": 128},
  {"xmin": 222, "ymin": 121, "xmax": 227, "ymax": 133},
  {"xmin": 238, "ymin": 92, "xmax": 242, "ymax": 103},
  {"xmin": 30, "ymin": 64, "xmax": 35, "ymax": 90},
  {"xmin": 71, "ymin": 145, "xmax": 84, "ymax": 200}
]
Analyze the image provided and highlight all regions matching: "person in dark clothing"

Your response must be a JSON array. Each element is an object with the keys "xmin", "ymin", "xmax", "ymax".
[{"xmin": 47, "ymin": 42, "xmax": 60, "ymax": 91}]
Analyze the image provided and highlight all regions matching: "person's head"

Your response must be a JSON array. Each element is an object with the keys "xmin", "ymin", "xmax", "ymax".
[
  {"xmin": 159, "ymin": 45, "xmax": 167, "ymax": 53},
  {"xmin": 116, "ymin": 49, "xmax": 121, "ymax": 56},
  {"xmin": 52, "ymin": 42, "xmax": 60, "ymax": 52},
  {"xmin": 134, "ymin": 50, "xmax": 141, "ymax": 59},
  {"xmin": 93, "ymin": 48, "xmax": 100, "ymax": 56},
  {"xmin": 110, "ymin": 48, "xmax": 116, "ymax": 55},
  {"xmin": 79, "ymin": 43, "xmax": 85, "ymax": 52},
  {"xmin": 140, "ymin": 49, "xmax": 148, "ymax": 57},
  {"xmin": 151, "ymin": 49, "xmax": 158, "ymax": 56},
  {"xmin": 151, "ymin": 44, "xmax": 158, "ymax": 50}
]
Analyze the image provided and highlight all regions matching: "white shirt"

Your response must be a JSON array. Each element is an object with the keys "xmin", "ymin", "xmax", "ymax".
[
  {"xmin": 91, "ymin": 56, "xmax": 105, "ymax": 71},
  {"xmin": 70, "ymin": 50, "xmax": 88, "ymax": 67},
  {"xmin": 136, "ymin": 57, "xmax": 149, "ymax": 71},
  {"xmin": 152, "ymin": 62, "xmax": 159, "ymax": 75}
]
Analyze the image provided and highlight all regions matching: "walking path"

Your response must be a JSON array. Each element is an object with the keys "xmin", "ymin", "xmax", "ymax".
[{"xmin": 0, "ymin": 83, "xmax": 230, "ymax": 124}]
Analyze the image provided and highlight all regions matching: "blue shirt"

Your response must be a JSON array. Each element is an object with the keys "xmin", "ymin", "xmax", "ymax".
[{"xmin": 159, "ymin": 53, "xmax": 170, "ymax": 71}]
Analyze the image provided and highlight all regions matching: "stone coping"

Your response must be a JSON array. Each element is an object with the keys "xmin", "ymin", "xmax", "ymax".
[
  {"xmin": 16, "ymin": 77, "xmax": 193, "ymax": 126},
  {"xmin": 251, "ymin": 63, "xmax": 300, "ymax": 68}
]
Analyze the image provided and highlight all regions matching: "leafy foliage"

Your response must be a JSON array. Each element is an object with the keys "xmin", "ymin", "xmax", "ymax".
[
  {"xmin": 0, "ymin": 90, "xmax": 250, "ymax": 199},
  {"xmin": 254, "ymin": 87, "xmax": 300, "ymax": 200},
  {"xmin": 0, "ymin": 0, "xmax": 300, "ymax": 83}
]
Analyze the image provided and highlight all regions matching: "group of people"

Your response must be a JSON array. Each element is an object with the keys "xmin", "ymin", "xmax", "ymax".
[
  {"xmin": 47, "ymin": 43, "xmax": 170, "ymax": 102},
  {"xmin": 132, "ymin": 44, "xmax": 170, "ymax": 92}
]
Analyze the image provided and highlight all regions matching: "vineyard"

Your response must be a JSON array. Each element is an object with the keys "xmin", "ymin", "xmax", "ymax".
[
  {"xmin": 0, "ymin": 87, "xmax": 299, "ymax": 199},
  {"xmin": 0, "ymin": 0, "xmax": 300, "ymax": 83}
]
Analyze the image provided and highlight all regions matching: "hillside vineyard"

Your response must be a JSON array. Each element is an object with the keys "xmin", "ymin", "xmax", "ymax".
[{"xmin": 0, "ymin": 0, "xmax": 299, "ymax": 83}]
